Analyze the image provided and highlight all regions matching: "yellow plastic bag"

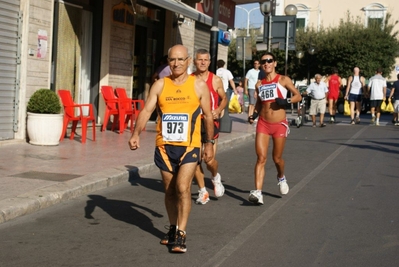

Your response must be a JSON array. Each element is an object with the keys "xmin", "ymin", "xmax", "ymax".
[
  {"xmin": 380, "ymin": 101, "xmax": 387, "ymax": 112},
  {"xmin": 344, "ymin": 100, "xmax": 350, "ymax": 116},
  {"xmin": 385, "ymin": 100, "xmax": 394, "ymax": 113},
  {"xmin": 229, "ymin": 94, "xmax": 241, "ymax": 113}
]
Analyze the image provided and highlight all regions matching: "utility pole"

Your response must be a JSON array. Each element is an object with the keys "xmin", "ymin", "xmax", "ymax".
[{"xmin": 209, "ymin": 0, "xmax": 219, "ymax": 73}]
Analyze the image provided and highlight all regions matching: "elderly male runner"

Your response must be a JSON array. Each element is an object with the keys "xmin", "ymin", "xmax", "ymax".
[
  {"xmin": 128, "ymin": 45, "xmax": 214, "ymax": 253},
  {"xmin": 192, "ymin": 48, "xmax": 227, "ymax": 205}
]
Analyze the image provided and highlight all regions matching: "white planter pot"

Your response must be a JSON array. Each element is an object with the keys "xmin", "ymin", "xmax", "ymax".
[{"xmin": 27, "ymin": 112, "xmax": 64, "ymax": 146}]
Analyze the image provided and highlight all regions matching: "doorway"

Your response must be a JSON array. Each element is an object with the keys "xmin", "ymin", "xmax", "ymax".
[{"xmin": 51, "ymin": 0, "xmax": 102, "ymax": 117}]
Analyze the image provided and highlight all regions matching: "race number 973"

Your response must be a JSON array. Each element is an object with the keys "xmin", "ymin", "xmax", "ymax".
[{"xmin": 161, "ymin": 113, "xmax": 189, "ymax": 142}]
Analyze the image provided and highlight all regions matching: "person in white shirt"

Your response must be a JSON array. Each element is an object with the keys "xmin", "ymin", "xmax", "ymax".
[
  {"xmin": 304, "ymin": 74, "xmax": 329, "ymax": 127},
  {"xmin": 367, "ymin": 68, "xmax": 387, "ymax": 126},
  {"xmin": 216, "ymin": 59, "xmax": 237, "ymax": 102},
  {"xmin": 245, "ymin": 60, "xmax": 260, "ymax": 120}
]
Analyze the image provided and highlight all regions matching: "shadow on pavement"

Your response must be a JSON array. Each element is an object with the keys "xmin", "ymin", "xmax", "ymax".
[
  {"xmin": 84, "ymin": 195, "xmax": 165, "ymax": 240},
  {"xmin": 127, "ymin": 166, "xmax": 164, "ymax": 193}
]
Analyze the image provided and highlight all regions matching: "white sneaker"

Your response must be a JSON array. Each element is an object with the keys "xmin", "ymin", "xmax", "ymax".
[
  {"xmin": 376, "ymin": 121, "xmax": 380, "ymax": 126},
  {"xmin": 277, "ymin": 177, "xmax": 289, "ymax": 195},
  {"xmin": 212, "ymin": 173, "xmax": 225, "ymax": 198},
  {"xmin": 248, "ymin": 190, "xmax": 263, "ymax": 205},
  {"xmin": 195, "ymin": 190, "xmax": 209, "ymax": 205},
  {"xmin": 295, "ymin": 116, "xmax": 301, "ymax": 127}
]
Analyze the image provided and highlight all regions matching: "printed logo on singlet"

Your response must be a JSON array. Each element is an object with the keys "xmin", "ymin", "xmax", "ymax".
[
  {"xmin": 162, "ymin": 113, "xmax": 189, "ymax": 142},
  {"xmin": 259, "ymin": 84, "xmax": 278, "ymax": 101}
]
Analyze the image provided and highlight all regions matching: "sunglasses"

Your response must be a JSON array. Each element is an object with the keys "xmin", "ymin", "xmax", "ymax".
[{"xmin": 260, "ymin": 58, "xmax": 274, "ymax": 64}]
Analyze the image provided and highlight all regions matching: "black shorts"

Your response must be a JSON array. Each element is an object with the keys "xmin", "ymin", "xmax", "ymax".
[
  {"xmin": 370, "ymin": 99, "xmax": 383, "ymax": 108},
  {"xmin": 154, "ymin": 145, "xmax": 200, "ymax": 173},
  {"xmin": 201, "ymin": 119, "xmax": 220, "ymax": 143}
]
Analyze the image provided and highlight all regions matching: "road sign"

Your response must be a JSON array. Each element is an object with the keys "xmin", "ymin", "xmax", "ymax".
[{"xmin": 263, "ymin": 15, "xmax": 296, "ymax": 51}]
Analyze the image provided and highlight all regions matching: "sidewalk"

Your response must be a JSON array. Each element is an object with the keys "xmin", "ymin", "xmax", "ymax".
[{"xmin": 0, "ymin": 113, "xmax": 285, "ymax": 224}]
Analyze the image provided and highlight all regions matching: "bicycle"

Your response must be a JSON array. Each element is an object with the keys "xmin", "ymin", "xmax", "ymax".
[{"xmin": 295, "ymin": 94, "xmax": 307, "ymax": 128}]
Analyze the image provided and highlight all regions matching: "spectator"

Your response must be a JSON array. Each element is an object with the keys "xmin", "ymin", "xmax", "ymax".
[
  {"xmin": 305, "ymin": 74, "xmax": 329, "ymax": 127},
  {"xmin": 344, "ymin": 67, "xmax": 366, "ymax": 124},
  {"xmin": 388, "ymin": 73, "xmax": 399, "ymax": 125},
  {"xmin": 245, "ymin": 60, "xmax": 260, "ymax": 120},
  {"xmin": 216, "ymin": 59, "xmax": 237, "ymax": 103},
  {"xmin": 367, "ymin": 68, "xmax": 387, "ymax": 126},
  {"xmin": 151, "ymin": 55, "xmax": 170, "ymax": 83}
]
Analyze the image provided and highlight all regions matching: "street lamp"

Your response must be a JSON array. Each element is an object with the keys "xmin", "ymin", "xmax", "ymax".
[
  {"xmin": 307, "ymin": 39, "xmax": 316, "ymax": 85},
  {"xmin": 235, "ymin": 6, "xmax": 260, "ymax": 78},
  {"xmin": 259, "ymin": 1, "xmax": 274, "ymax": 52},
  {"xmin": 283, "ymin": 5, "xmax": 297, "ymax": 76},
  {"xmin": 235, "ymin": 6, "xmax": 260, "ymax": 37}
]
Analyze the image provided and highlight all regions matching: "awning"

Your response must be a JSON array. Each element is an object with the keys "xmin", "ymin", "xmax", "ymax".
[{"xmin": 144, "ymin": 0, "xmax": 228, "ymax": 30}]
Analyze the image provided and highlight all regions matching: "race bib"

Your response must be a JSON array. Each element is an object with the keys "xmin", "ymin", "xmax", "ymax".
[
  {"xmin": 162, "ymin": 113, "xmax": 189, "ymax": 142},
  {"xmin": 259, "ymin": 84, "xmax": 278, "ymax": 101}
]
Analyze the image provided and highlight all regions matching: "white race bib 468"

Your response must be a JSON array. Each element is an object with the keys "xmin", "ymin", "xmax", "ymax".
[{"xmin": 259, "ymin": 84, "xmax": 278, "ymax": 101}]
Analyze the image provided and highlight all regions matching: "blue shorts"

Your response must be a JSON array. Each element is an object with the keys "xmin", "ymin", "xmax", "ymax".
[
  {"xmin": 154, "ymin": 145, "xmax": 200, "ymax": 173},
  {"xmin": 348, "ymin": 93, "xmax": 362, "ymax": 102}
]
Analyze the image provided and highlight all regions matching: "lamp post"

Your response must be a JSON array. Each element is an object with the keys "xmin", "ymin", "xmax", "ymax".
[
  {"xmin": 235, "ymin": 6, "xmax": 260, "ymax": 37},
  {"xmin": 307, "ymin": 39, "xmax": 316, "ymax": 85},
  {"xmin": 235, "ymin": 6, "xmax": 259, "ymax": 78},
  {"xmin": 259, "ymin": 1, "xmax": 274, "ymax": 52},
  {"xmin": 296, "ymin": 40, "xmax": 315, "ymax": 125},
  {"xmin": 283, "ymin": 5, "xmax": 297, "ymax": 76}
]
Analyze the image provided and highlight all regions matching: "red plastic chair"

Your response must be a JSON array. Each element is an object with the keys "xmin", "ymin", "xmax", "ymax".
[
  {"xmin": 114, "ymin": 88, "xmax": 135, "ymax": 132},
  {"xmin": 115, "ymin": 88, "xmax": 145, "ymax": 132},
  {"xmin": 58, "ymin": 90, "xmax": 96, "ymax": 143},
  {"xmin": 101, "ymin": 86, "xmax": 129, "ymax": 134}
]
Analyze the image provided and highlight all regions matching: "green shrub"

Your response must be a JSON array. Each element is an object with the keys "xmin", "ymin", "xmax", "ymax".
[{"xmin": 27, "ymin": 89, "xmax": 61, "ymax": 114}]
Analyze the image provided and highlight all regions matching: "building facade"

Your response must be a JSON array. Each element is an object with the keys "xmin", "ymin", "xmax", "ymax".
[
  {"xmin": 279, "ymin": 0, "xmax": 399, "ymax": 79},
  {"xmin": 0, "ymin": 0, "xmax": 237, "ymax": 142}
]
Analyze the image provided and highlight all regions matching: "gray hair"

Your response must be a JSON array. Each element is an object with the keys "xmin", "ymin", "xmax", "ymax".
[{"xmin": 195, "ymin": 49, "xmax": 210, "ymax": 59}]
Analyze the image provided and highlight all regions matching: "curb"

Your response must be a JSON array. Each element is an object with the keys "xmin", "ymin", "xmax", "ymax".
[{"xmin": 0, "ymin": 132, "xmax": 255, "ymax": 224}]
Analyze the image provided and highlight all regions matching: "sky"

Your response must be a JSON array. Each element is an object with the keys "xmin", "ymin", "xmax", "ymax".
[{"xmin": 234, "ymin": 3, "xmax": 264, "ymax": 30}]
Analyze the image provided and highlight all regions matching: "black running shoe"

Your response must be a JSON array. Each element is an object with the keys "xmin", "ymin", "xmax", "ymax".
[
  {"xmin": 171, "ymin": 230, "xmax": 187, "ymax": 253},
  {"xmin": 160, "ymin": 225, "xmax": 176, "ymax": 245}
]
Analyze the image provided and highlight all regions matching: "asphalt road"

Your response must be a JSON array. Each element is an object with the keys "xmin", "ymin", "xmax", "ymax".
[{"xmin": 1, "ymin": 116, "xmax": 398, "ymax": 267}]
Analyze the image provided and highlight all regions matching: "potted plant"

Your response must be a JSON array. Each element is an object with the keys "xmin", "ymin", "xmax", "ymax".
[{"xmin": 27, "ymin": 88, "xmax": 63, "ymax": 145}]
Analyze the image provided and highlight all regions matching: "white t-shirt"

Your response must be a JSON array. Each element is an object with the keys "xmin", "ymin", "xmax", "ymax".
[
  {"xmin": 216, "ymin": 67, "xmax": 234, "ymax": 92},
  {"xmin": 245, "ymin": 68, "xmax": 260, "ymax": 89},
  {"xmin": 306, "ymin": 81, "xmax": 329, "ymax": 99},
  {"xmin": 368, "ymin": 74, "xmax": 386, "ymax": 100}
]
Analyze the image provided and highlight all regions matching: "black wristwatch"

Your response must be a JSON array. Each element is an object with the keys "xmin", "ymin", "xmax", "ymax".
[{"xmin": 205, "ymin": 139, "xmax": 215, "ymax": 144}]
